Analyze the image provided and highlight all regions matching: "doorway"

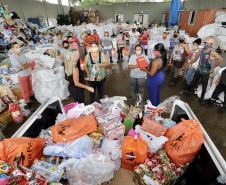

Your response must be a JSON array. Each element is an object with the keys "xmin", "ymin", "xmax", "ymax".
[{"xmin": 115, "ymin": 14, "xmax": 124, "ymax": 22}]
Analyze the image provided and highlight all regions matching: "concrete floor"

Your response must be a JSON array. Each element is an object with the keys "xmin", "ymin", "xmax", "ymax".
[{"xmin": 1, "ymin": 47, "xmax": 226, "ymax": 185}]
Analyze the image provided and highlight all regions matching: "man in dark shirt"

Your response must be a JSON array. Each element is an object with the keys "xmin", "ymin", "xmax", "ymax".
[
  {"xmin": 136, "ymin": 24, "xmax": 142, "ymax": 34},
  {"xmin": 202, "ymin": 68, "xmax": 226, "ymax": 114}
]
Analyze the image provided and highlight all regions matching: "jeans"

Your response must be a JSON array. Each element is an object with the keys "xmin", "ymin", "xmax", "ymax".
[
  {"xmin": 18, "ymin": 74, "xmax": 33, "ymax": 102},
  {"xmin": 167, "ymin": 55, "xmax": 172, "ymax": 70},
  {"xmin": 148, "ymin": 71, "xmax": 165, "ymax": 106},
  {"xmin": 191, "ymin": 71, "xmax": 209, "ymax": 98},
  {"xmin": 173, "ymin": 67, "xmax": 180, "ymax": 78},
  {"xmin": 104, "ymin": 49, "xmax": 112, "ymax": 62},
  {"xmin": 186, "ymin": 68, "xmax": 196, "ymax": 85},
  {"xmin": 88, "ymin": 77, "xmax": 106, "ymax": 103},
  {"xmin": 118, "ymin": 47, "xmax": 123, "ymax": 60},
  {"xmin": 130, "ymin": 77, "xmax": 146, "ymax": 100},
  {"xmin": 129, "ymin": 43, "xmax": 137, "ymax": 55},
  {"xmin": 212, "ymin": 83, "xmax": 226, "ymax": 105}
]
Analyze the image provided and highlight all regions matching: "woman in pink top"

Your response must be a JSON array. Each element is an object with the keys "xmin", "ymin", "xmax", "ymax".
[
  {"xmin": 68, "ymin": 36, "xmax": 80, "ymax": 59},
  {"xmin": 140, "ymin": 28, "xmax": 149, "ymax": 56}
]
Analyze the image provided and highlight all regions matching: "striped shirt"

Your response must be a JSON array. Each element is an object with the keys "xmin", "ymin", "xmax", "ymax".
[{"xmin": 168, "ymin": 37, "xmax": 179, "ymax": 56}]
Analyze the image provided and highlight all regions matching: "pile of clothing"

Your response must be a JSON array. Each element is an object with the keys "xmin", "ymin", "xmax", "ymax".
[{"xmin": 0, "ymin": 95, "xmax": 206, "ymax": 184}]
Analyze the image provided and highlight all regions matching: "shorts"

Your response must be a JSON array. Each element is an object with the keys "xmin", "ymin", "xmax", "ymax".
[{"xmin": 141, "ymin": 45, "xmax": 148, "ymax": 49}]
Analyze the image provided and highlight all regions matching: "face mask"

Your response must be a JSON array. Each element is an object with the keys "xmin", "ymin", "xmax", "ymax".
[
  {"xmin": 143, "ymin": 31, "xmax": 147, "ymax": 34},
  {"xmin": 204, "ymin": 44, "xmax": 211, "ymax": 50},
  {"xmin": 64, "ymin": 46, "xmax": 69, "ymax": 49},
  {"xmin": 87, "ymin": 33, "xmax": 91, "ymax": 36},
  {"xmin": 132, "ymin": 29, "xmax": 136, "ymax": 32},
  {"xmin": 69, "ymin": 41, "xmax": 73, "ymax": 44},
  {"xmin": 136, "ymin": 51, "xmax": 142, "ymax": 55},
  {"xmin": 179, "ymin": 39, "xmax": 184, "ymax": 43},
  {"xmin": 91, "ymin": 47, "xmax": 99, "ymax": 52},
  {"xmin": 14, "ymin": 48, "xmax": 21, "ymax": 53},
  {"xmin": 153, "ymin": 51, "xmax": 159, "ymax": 56},
  {"xmin": 163, "ymin": 36, "xmax": 167, "ymax": 39},
  {"xmin": 120, "ymin": 32, "xmax": 123, "ymax": 34},
  {"xmin": 174, "ymin": 34, "xmax": 177, "ymax": 38},
  {"xmin": 193, "ymin": 45, "xmax": 198, "ymax": 50}
]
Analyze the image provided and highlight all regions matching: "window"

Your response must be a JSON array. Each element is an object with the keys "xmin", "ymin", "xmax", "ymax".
[
  {"xmin": 46, "ymin": 0, "xmax": 58, "ymax": 4},
  {"xmin": 178, "ymin": 11, "xmax": 182, "ymax": 23},
  {"xmin": 62, "ymin": 0, "xmax": 69, "ymax": 6},
  {"xmin": 188, "ymin": 11, "xmax": 197, "ymax": 25}
]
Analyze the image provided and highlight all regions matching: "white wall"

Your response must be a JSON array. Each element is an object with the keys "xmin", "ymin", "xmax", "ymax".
[
  {"xmin": 1, "ymin": 0, "xmax": 70, "ymax": 23},
  {"xmin": 183, "ymin": 0, "xmax": 226, "ymax": 10}
]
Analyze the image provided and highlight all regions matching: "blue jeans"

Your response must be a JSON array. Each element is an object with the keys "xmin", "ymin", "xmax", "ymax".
[
  {"xmin": 186, "ymin": 68, "xmax": 196, "ymax": 85},
  {"xmin": 148, "ymin": 71, "xmax": 165, "ymax": 106}
]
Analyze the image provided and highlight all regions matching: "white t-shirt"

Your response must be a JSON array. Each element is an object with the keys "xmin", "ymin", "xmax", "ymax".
[
  {"xmin": 129, "ymin": 31, "xmax": 140, "ymax": 45},
  {"xmin": 129, "ymin": 54, "xmax": 150, "ymax": 78},
  {"xmin": 159, "ymin": 39, "xmax": 170, "ymax": 49}
]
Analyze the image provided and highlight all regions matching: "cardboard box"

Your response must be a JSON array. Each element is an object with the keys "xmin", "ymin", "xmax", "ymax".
[
  {"xmin": 3, "ymin": 17, "xmax": 15, "ymax": 26},
  {"xmin": 0, "ymin": 109, "xmax": 12, "ymax": 127},
  {"xmin": 11, "ymin": 86, "xmax": 23, "ymax": 100}
]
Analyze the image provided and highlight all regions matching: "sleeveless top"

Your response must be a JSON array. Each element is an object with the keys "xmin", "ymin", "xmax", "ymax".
[
  {"xmin": 172, "ymin": 44, "xmax": 185, "ymax": 61},
  {"xmin": 197, "ymin": 48, "xmax": 213, "ymax": 75},
  {"xmin": 188, "ymin": 48, "xmax": 200, "ymax": 69},
  {"xmin": 68, "ymin": 60, "xmax": 85, "ymax": 89},
  {"xmin": 148, "ymin": 55, "xmax": 164, "ymax": 73},
  {"xmin": 88, "ymin": 51, "xmax": 105, "ymax": 81}
]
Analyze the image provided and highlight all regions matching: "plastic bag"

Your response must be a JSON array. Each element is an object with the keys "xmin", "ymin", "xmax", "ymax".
[
  {"xmin": 55, "ymin": 113, "xmax": 66, "ymax": 125},
  {"xmin": 101, "ymin": 136, "xmax": 123, "ymax": 171},
  {"xmin": 40, "ymin": 55, "xmax": 55, "ymax": 69},
  {"xmin": 39, "ymin": 127, "xmax": 54, "ymax": 144},
  {"xmin": 0, "ymin": 137, "xmax": 45, "ymax": 167},
  {"xmin": 164, "ymin": 119, "xmax": 204, "ymax": 165},
  {"xmin": 66, "ymin": 103, "xmax": 95, "ymax": 119},
  {"xmin": 90, "ymin": 65, "xmax": 96, "ymax": 81},
  {"xmin": 43, "ymin": 135, "xmax": 93, "ymax": 158},
  {"xmin": 51, "ymin": 115, "xmax": 97, "ymax": 143},
  {"xmin": 135, "ymin": 125, "xmax": 168, "ymax": 154},
  {"xmin": 157, "ymin": 96, "xmax": 180, "ymax": 113},
  {"xmin": 8, "ymin": 165, "xmax": 48, "ymax": 185},
  {"xmin": 121, "ymin": 135, "xmax": 148, "ymax": 171},
  {"xmin": 58, "ymin": 149, "xmax": 116, "ymax": 185},
  {"xmin": 64, "ymin": 102, "xmax": 78, "ymax": 113}
]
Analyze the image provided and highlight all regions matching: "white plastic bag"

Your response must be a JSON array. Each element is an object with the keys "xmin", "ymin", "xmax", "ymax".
[
  {"xmin": 58, "ymin": 149, "xmax": 116, "ymax": 185},
  {"xmin": 32, "ymin": 66, "xmax": 69, "ymax": 104},
  {"xmin": 135, "ymin": 125, "xmax": 168, "ymax": 153},
  {"xmin": 157, "ymin": 96, "xmax": 180, "ymax": 113},
  {"xmin": 101, "ymin": 136, "xmax": 123, "ymax": 171},
  {"xmin": 67, "ymin": 103, "xmax": 95, "ymax": 119},
  {"xmin": 55, "ymin": 113, "xmax": 66, "ymax": 124},
  {"xmin": 43, "ymin": 135, "xmax": 93, "ymax": 158}
]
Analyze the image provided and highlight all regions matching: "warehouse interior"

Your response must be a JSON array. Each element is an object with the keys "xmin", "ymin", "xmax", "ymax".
[{"xmin": 0, "ymin": 0, "xmax": 226, "ymax": 184}]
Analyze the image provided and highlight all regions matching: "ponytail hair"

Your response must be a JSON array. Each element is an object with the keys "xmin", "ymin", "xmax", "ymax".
[{"xmin": 154, "ymin": 43, "xmax": 167, "ymax": 67}]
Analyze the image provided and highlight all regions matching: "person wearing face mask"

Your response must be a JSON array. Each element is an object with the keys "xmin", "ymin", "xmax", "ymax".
[
  {"xmin": 128, "ymin": 45, "xmax": 150, "ymax": 100},
  {"xmin": 166, "ymin": 30, "xmax": 180, "ymax": 72},
  {"xmin": 60, "ymin": 41, "xmax": 69, "ymax": 66},
  {"xmin": 65, "ymin": 32, "xmax": 79, "ymax": 43},
  {"xmin": 186, "ymin": 38, "xmax": 223, "ymax": 102},
  {"xmin": 83, "ymin": 30, "xmax": 95, "ymax": 55},
  {"xmin": 116, "ymin": 28, "xmax": 126, "ymax": 62},
  {"xmin": 55, "ymin": 33, "xmax": 63, "ymax": 54},
  {"xmin": 159, "ymin": 32, "xmax": 170, "ymax": 51},
  {"xmin": 169, "ymin": 35, "xmax": 190, "ymax": 86},
  {"xmin": 92, "ymin": 29, "xmax": 99, "ymax": 43},
  {"xmin": 84, "ymin": 41, "xmax": 109, "ymax": 103},
  {"xmin": 140, "ymin": 28, "xmax": 149, "ymax": 56},
  {"xmin": 125, "ymin": 25, "xmax": 140, "ymax": 56},
  {"xmin": 116, "ymin": 22, "xmax": 123, "ymax": 36},
  {"xmin": 99, "ymin": 30, "xmax": 114, "ymax": 62},
  {"xmin": 65, "ymin": 49, "xmax": 94, "ymax": 103},
  {"xmin": 142, "ymin": 43, "xmax": 166, "ymax": 106},
  {"xmin": 182, "ymin": 38, "xmax": 202, "ymax": 94},
  {"xmin": 10, "ymin": 42, "xmax": 36, "ymax": 111},
  {"xmin": 68, "ymin": 36, "xmax": 80, "ymax": 59}
]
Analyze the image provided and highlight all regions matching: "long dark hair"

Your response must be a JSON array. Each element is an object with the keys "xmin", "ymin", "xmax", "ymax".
[{"xmin": 154, "ymin": 43, "xmax": 167, "ymax": 67}]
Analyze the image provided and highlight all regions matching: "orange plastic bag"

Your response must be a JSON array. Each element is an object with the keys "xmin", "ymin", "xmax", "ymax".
[
  {"xmin": 122, "ymin": 47, "xmax": 129, "ymax": 56},
  {"xmin": 111, "ymin": 48, "xmax": 116, "ymax": 57},
  {"xmin": 80, "ymin": 59, "xmax": 85, "ymax": 71},
  {"xmin": 0, "ymin": 137, "xmax": 45, "ymax": 167},
  {"xmin": 121, "ymin": 135, "xmax": 148, "ymax": 171},
  {"xmin": 164, "ymin": 119, "xmax": 204, "ymax": 165},
  {"xmin": 51, "ymin": 115, "xmax": 97, "ymax": 143}
]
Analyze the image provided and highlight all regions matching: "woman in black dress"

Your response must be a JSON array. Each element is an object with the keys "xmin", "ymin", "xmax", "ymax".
[{"xmin": 65, "ymin": 49, "xmax": 94, "ymax": 103}]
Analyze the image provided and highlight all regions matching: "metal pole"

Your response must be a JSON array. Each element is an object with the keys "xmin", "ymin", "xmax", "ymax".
[
  {"xmin": 19, "ymin": 0, "xmax": 26, "ymax": 22},
  {"xmin": 43, "ymin": 0, "xmax": 50, "ymax": 26}
]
